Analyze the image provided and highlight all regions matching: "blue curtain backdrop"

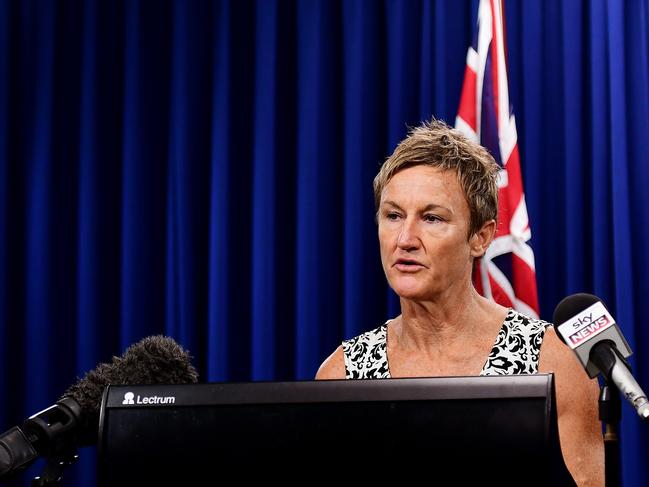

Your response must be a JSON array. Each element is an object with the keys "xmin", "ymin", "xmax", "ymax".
[{"xmin": 1, "ymin": 0, "xmax": 648, "ymax": 485}]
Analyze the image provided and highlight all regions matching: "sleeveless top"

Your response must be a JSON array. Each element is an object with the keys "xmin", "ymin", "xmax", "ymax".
[{"xmin": 342, "ymin": 309, "xmax": 550, "ymax": 379}]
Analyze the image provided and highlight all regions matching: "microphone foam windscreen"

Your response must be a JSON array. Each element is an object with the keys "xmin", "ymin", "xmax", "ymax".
[{"xmin": 62, "ymin": 335, "xmax": 199, "ymax": 444}]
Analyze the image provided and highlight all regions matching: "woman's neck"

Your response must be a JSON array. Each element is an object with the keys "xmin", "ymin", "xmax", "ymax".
[{"xmin": 395, "ymin": 287, "xmax": 505, "ymax": 354}]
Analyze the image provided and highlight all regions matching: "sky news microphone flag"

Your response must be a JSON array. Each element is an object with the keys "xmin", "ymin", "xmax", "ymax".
[{"xmin": 455, "ymin": 0, "xmax": 539, "ymax": 318}]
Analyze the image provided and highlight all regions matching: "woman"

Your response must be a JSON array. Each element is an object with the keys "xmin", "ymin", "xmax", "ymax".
[{"xmin": 316, "ymin": 120, "xmax": 603, "ymax": 486}]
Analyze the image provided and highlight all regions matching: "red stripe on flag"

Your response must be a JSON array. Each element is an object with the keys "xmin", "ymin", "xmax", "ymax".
[
  {"xmin": 457, "ymin": 65, "xmax": 477, "ymax": 131},
  {"xmin": 512, "ymin": 253, "xmax": 539, "ymax": 312},
  {"xmin": 495, "ymin": 185, "xmax": 512, "ymax": 238},
  {"xmin": 504, "ymin": 144, "xmax": 524, "ymax": 209},
  {"xmin": 488, "ymin": 273, "xmax": 514, "ymax": 309}
]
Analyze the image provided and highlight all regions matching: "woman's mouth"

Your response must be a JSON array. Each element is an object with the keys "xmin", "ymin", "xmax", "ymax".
[{"xmin": 394, "ymin": 259, "xmax": 426, "ymax": 272}]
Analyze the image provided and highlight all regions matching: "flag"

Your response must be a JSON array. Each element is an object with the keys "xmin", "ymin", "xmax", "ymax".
[{"xmin": 455, "ymin": 0, "xmax": 539, "ymax": 318}]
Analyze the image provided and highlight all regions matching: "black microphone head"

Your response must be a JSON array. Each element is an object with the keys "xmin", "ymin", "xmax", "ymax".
[
  {"xmin": 62, "ymin": 335, "xmax": 199, "ymax": 444},
  {"xmin": 552, "ymin": 293, "xmax": 601, "ymax": 343}
]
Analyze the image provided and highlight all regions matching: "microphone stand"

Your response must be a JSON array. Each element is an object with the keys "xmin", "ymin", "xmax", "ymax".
[
  {"xmin": 599, "ymin": 383, "xmax": 621, "ymax": 487},
  {"xmin": 591, "ymin": 342, "xmax": 631, "ymax": 487}
]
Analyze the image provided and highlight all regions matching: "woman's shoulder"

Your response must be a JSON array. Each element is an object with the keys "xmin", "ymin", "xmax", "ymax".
[
  {"xmin": 342, "ymin": 322, "xmax": 388, "ymax": 349},
  {"xmin": 315, "ymin": 345, "xmax": 346, "ymax": 380},
  {"xmin": 315, "ymin": 322, "xmax": 390, "ymax": 380},
  {"xmin": 537, "ymin": 320, "xmax": 592, "ymax": 378},
  {"xmin": 505, "ymin": 308, "xmax": 552, "ymax": 331},
  {"xmin": 506, "ymin": 308, "xmax": 552, "ymax": 328},
  {"xmin": 538, "ymin": 325, "xmax": 576, "ymax": 367}
]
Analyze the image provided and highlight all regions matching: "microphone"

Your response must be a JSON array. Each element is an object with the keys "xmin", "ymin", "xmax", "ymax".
[
  {"xmin": 0, "ymin": 335, "xmax": 199, "ymax": 480},
  {"xmin": 553, "ymin": 293, "xmax": 649, "ymax": 422}
]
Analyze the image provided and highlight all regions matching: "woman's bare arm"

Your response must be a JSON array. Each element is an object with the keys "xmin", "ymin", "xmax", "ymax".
[
  {"xmin": 315, "ymin": 345, "xmax": 346, "ymax": 379},
  {"xmin": 539, "ymin": 327, "xmax": 604, "ymax": 487}
]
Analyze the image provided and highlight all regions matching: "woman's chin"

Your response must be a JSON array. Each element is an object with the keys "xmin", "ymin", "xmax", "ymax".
[{"xmin": 390, "ymin": 279, "xmax": 434, "ymax": 301}]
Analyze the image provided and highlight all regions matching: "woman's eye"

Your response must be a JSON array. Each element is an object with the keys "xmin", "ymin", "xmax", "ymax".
[
  {"xmin": 386, "ymin": 212, "xmax": 400, "ymax": 220},
  {"xmin": 424, "ymin": 214, "xmax": 442, "ymax": 223}
]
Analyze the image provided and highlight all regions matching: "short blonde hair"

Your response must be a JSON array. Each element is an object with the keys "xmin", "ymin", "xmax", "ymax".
[{"xmin": 373, "ymin": 119, "xmax": 500, "ymax": 238}]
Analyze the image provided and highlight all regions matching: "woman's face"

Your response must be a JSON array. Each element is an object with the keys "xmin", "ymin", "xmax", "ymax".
[{"xmin": 378, "ymin": 165, "xmax": 476, "ymax": 301}]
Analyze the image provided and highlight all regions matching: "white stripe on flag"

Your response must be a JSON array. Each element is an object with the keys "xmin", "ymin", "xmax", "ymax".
[
  {"xmin": 455, "ymin": 116, "xmax": 479, "ymax": 143},
  {"xmin": 475, "ymin": 0, "xmax": 493, "ymax": 140},
  {"xmin": 500, "ymin": 114, "xmax": 518, "ymax": 164},
  {"xmin": 485, "ymin": 235, "xmax": 536, "ymax": 271},
  {"xmin": 466, "ymin": 47, "xmax": 478, "ymax": 73}
]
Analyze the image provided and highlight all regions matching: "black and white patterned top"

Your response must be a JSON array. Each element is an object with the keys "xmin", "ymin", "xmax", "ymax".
[{"xmin": 342, "ymin": 309, "xmax": 550, "ymax": 379}]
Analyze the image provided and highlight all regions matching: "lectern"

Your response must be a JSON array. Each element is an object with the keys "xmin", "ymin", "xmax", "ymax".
[{"xmin": 98, "ymin": 374, "xmax": 575, "ymax": 485}]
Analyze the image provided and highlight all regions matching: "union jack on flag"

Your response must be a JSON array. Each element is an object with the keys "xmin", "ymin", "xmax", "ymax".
[{"xmin": 455, "ymin": 0, "xmax": 539, "ymax": 318}]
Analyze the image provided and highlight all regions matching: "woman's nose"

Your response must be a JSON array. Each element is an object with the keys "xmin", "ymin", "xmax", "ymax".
[{"xmin": 396, "ymin": 218, "xmax": 420, "ymax": 250}]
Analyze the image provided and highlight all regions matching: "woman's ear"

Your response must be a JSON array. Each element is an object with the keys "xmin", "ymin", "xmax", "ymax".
[{"xmin": 469, "ymin": 220, "xmax": 496, "ymax": 257}]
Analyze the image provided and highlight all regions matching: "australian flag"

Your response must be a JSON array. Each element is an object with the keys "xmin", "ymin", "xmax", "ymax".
[{"xmin": 455, "ymin": 0, "xmax": 540, "ymax": 318}]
